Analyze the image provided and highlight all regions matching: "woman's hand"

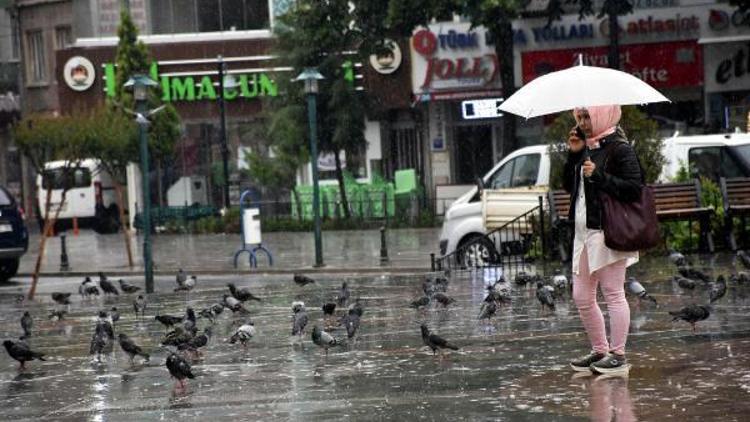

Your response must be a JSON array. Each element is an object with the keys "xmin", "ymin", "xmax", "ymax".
[
  {"xmin": 582, "ymin": 158, "xmax": 596, "ymax": 178},
  {"xmin": 567, "ymin": 129, "xmax": 585, "ymax": 153}
]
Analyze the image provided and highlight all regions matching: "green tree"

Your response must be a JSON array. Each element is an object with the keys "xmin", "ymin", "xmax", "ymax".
[
  {"xmin": 15, "ymin": 112, "xmax": 95, "ymax": 299},
  {"xmin": 545, "ymin": 106, "xmax": 663, "ymax": 189},
  {"xmin": 270, "ymin": 0, "xmax": 368, "ymax": 218}
]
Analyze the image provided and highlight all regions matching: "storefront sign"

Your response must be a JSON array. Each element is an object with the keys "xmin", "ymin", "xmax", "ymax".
[
  {"xmin": 369, "ymin": 39, "xmax": 402, "ymax": 75},
  {"xmin": 704, "ymin": 42, "xmax": 750, "ymax": 93},
  {"xmin": 461, "ymin": 98, "xmax": 504, "ymax": 119},
  {"xmin": 103, "ymin": 63, "xmax": 278, "ymax": 102},
  {"xmin": 411, "ymin": 23, "xmax": 501, "ymax": 95},
  {"xmin": 522, "ymin": 40, "xmax": 703, "ymax": 89},
  {"xmin": 63, "ymin": 56, "xmax": 96, "ymax": 92}
]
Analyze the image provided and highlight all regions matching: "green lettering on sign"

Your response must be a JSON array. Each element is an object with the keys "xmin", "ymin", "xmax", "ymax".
[
  {"xmin": 259, "ymin": 74, "xmax": 277, "ymax": 96},
  {"xmin": 240, "ymin": 74, "xmax": 258, "ymax": 98},
  {"xmin": 171, "ymin": 77, "xmax": 195, "ymax": 101},
  {"xmin": 197, "ymin": 76, "xmax": 216, "ymax": 100}
]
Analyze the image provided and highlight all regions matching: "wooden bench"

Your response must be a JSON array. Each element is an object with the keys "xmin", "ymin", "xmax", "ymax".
[
  {"xmin": 720, "ymin": 177, "xmax": 750, "ymax": 251},
  {"xmin": 548, "ymin": 179, "xmax": 715, "ymax": 257}
]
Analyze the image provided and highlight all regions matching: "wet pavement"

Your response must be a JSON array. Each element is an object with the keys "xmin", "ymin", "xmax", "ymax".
[
  {"xmin": 19, "ymin": 228, "xmax": 440, "ymax": 274},
  {"xmin": 1, "ymin": 252, "xmax": 749, "ymax": 420}
]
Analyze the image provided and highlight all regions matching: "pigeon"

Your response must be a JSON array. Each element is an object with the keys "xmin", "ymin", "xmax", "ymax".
[
  {"xmin": 133, "ymin": 295, "xmax": 147, "ymax": 318},
  {"xmin": 222, "ymin": 294, "xmax": 250, "ymax": 314},
  {"xmin": 434, "ymin": 275, "xmax": 449, "ymax": 291},
  {"xmin": 668, "ymin": 249, "xmax": 688, "ymax": 267},
  {"xmin": 433, "ymin": 292, "xmax": 456, "ymax": 307},
  {"xmin": 311, "ymin": 325, "xmax": 341, "ymax": 355},
  {"xmin": 175, "ymin": 269, "xmax": 187, "ymax": 289},
  {"xmin": 515, "ymin": 271, "xmax": 533, "ymax": 286},
  {"xmin": 337, "ymin": 282, "xmax": 350, "ymax": 306},
  {"xmin": 79, "ymin": 277, "xmax": 100, "ymax": 297},
  {"xmin": 292, "ymin": 302, "xmax": 309, "ymax": 337},
  {"xmin": 536, "ymin": 282, "xmax": 556, "ymax": 311},
  {"xmin": 485, "ymin": 285, "xmax": 511, "ymax": 304},
  {"xmin": 730, "ymin": 272, "xmax": 750, "ymax": 285},
  {"xmin": 738, "ymin": 250, "xmax": 750, "ymax": 270},
  {"xmin": 677, "ymin": 265, "xmax": 711, "ymax": 284},
  {"xmin": 118, "ymin": 333, "xmax": 149, "ymax": 362},
  {"xmin": 3, "ymin": 340, "xmax": 45, "ymax": 369},
  {"xmin": 118, "ymin": 279, "xmax": 141, "ymax": 294},
  {"xmin": 478, "ymin": 300, "xmax": 497, "ymax": 320},
  {"xmin": 175, "ymin": 275, "xmax": 196, "ymax": 292},
  {"xmin": 552, "ymin": 270, "xmax": 569, "ymax": 290},
  {"xmin": 166, "ymin": 351, "xmax": 195, "ymax": 389},
  {"xmin": 110, "ymin": 307, "xmax": 120, "ymax": 325},
  {"xmin": 20, "ymin": 312, "xmax": 32, "ymax": 339},
  {"xmin": 51, "ymin": 292, "xmax": 72, "ymax": 305},
  {"xmin": 675, "ymin": 276, "xmax": 697, "ymax": 291},
  {"xmin": 48, "ymin": 310, "xmax": 66, "ymax": 321},
  {"xmin": 89, "ymin": 331, "xmax": 108, "ymax": 361},
  {"xmin": 420, "ymin": 324, "xmax": 459, "ymax": 355},
  {"xmin": 180, "ymin": 327, "xmax": 212, "ymax": 354},
  {"xmin": 227, "ymin": 283, "xmax": 262, "ymax": 302},
  {"xmin": 199, "ymin": 303, "xmax": 225, "ymax": 322},
  {"xmin": 709, "ymin": 275, "xmax": 727, "ymax": 304},
  {"xmin": 99, "ymin": 273, "xmax": 119, "ymax": 296},
  {"xmin": 155, "ymin": 314, "xmax": 184, "ymax": 329},
  {"xmin": 183, "ymin": 308, "xmax": 198, "ymax": 335},
  {"xmin": 625, "ymin": 277, "xmax": 658, "ymax": 305},
  {"xmin": 161, "ymin": 326, "xmax": 194, "ymax": 347},
  {"xmin": 322, "ymin": 302, "xmax": 337, "ymax": 316},
  {"xmin": 669, "ymin": 304, "xmax": 711, "ymax": 332},
  {"xmin": 347, "ymin": 298, "xmax": 364, "ymax": 317},
  {"xmin": 422, "ymin": 278, "xmax": 437, "ymax": 297},
  {"xmin": 410, "ymin": 296, "xmax": 430, "ymax": 309},
  {"xmin": 95, "ymin": 311, "xmax": 114, "ymax": 340},
  {"xmin": 294, "ymin": 274, "xmax": 315, "ymax": 286},
  {"xmin": 229, "ymin": 323, "xmax": 256, "ymax": 347},
  {"xmin": 340, "ymin": 309, "xmax": 361, "ymax": 339}
]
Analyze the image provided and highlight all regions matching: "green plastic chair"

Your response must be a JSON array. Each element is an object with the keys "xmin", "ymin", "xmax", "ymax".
[{"xmin": 394, "ymin": 169, "xmax": 417, "ymax": 195}]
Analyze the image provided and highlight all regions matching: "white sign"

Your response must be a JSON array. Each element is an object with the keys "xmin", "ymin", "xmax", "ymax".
[
  {"xmin": 369, "ymin": 39, "xmax": 402, "ymax": 75},
  {"xmin": 461, "ymin": 98, "xmax": 504, "ymax": 119},
  {"xmin": 704, "ymin": 41, "xmax": 750, "ymax": 93},
  {"xmin": 63, "ymin": 56, "xmax": 96, "ymax": 92}
]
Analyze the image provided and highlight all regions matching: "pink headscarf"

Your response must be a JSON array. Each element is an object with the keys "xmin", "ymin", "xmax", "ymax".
[{"xmin": 573, "ymin": 105, "xmax": 622, "ymax": 148}]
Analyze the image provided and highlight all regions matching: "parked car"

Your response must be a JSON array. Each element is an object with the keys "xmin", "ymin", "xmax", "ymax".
[
  {"xmin": 439, "ymin": 133, "xmax": 750, "ymax": 259},
  {"xmin": 36, "ymin": 159, "xmax": 121, "ymax": 233},
  {"xmin": 0, "ymin": 186, "xmax": 28, "ymax": 281}
]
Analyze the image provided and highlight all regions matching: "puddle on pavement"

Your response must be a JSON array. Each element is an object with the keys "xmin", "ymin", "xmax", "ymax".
[{"xmin": 0, "ymin": 252, "xmax": 748, "ymax": 420}]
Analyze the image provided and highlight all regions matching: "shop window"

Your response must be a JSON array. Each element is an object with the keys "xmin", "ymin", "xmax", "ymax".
[
  {"xmin": 151, "ymin": 0, "xmax": 270, "ymax": 34},
  {"xmin": 55, "ymin": 26, "xmax": 72, "ymax": 50},
  {"xmin": 26, "ymin": 30, "xmax": 46, "ymax": 83},
  {"xmin": 688, "ymin": 147, "xmax": 744, "ymax": 182}
]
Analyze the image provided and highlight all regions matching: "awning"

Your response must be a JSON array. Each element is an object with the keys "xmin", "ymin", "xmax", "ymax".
[{"xmin": 698, "ymin": 35, "xmax": 750, "ymax": 45}]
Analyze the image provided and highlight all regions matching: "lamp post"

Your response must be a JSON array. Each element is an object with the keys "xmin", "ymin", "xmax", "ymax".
[
  {"xmin": 124, "ymin": 74, "xmax": 158, "ymax": 293},
  {"xmin": 217, "ymin": 55, "xmax": 239, "ymax": 209},
  {"xmin": 295, "ymin": 68, "xmax": 325, "ymax": 267}
]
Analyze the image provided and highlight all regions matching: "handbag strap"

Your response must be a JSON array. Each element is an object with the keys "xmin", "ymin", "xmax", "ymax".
[{"xmin": 601, "ymin": 137, "xmax": 645, "ymax": 185}]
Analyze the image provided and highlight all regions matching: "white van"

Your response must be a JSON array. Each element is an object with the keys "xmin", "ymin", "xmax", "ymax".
[
  {"xmin": 36, "ymin": 159, "xmax": 120, "ymax": 233},
  {"xmin": 438, "ymin": 133, "xmax": 750, "ymax": 258}
]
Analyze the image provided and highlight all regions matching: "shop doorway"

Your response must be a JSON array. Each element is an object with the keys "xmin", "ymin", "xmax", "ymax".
[{"xmin": 454, "ymin": 125, "xmax": 494, "ymax": 184}]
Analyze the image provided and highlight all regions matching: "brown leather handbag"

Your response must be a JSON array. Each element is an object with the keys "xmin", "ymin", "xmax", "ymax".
[{"xmin": 599, "ymin": 143, "xmax": 661, "ymax": 252}]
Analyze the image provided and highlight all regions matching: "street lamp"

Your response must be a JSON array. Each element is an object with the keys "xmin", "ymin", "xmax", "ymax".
[
  {"xmin": 124, "ymin": 74, "xmax": 158, "ymax": 293},
  {"xmin": 217, "ymin": 55, "xmax": 239, "ymax": 209},
  {"xmin": 295, "ymin": 68, "xmax": 325, "ymax": 267}
]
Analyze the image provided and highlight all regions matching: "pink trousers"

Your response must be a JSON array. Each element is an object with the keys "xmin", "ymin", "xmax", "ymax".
[{"xmin": 573, "ymin": 247, "xmax": 630, "ymax": 355}]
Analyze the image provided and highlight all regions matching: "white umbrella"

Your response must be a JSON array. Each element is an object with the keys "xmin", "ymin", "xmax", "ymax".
[{"xmin": 499, "ymin": 59, "xmax": 670, "ymax": 119}]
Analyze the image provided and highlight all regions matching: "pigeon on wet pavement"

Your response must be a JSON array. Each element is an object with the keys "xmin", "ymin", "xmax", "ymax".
[
  {"xmin": 433, "ymin": 292, "xmax": 456, "ymax": 307},
  {"xmin": 162, "ymin": 326, "xmax": 194, "ymax": 347},
  {"xmin": 669, "ymin": 304, "xmax": 711, "ymax": 332},
  {"xmin": 183, "ymin": 308, "xmax": 198, "ymax": 335},
  {"xmin": 118, "ymin": 279, "xmax": 141, "ymax": 294},
  {"xmin": 199, "ymin": 304, "xmax": 224, "ymax": 322},
  {"xmin": 20, "ymin": 311, "xmax": 32, "ymax": 339},
  {"xmin": 709, "ymin": 275, "xmax": 727, "ymax": 304},
  {"xmin": 166, "ymin": 351, "xmax": 195, "ymax": 389},
  {"xmin": 3, "ymin": 340, "xmax": 45, "ymax": 369},
  {"xmin": 118, "ymin": 333, "xmax": 150, "ymax": 362},
  {"xmin": 515, "ymin": 271, "xmax": 533, "ymax": 286},
  {"xmin": 730, "ymin": 272, "xmax": 750, "ymax": 284},
  {"xmin": 99, "ymin": 273, "xmax": 119, "ymax": 296},
  {"xmin": 478, "ymin": 300, "xmax": 497, "ymax": 321},
  {"xmin": 79, "ymin": 278, "xmax": 99, "ymax": 297},
  {"xmin": 485, "ymin": 285, "xmax": 511, "ymax": 305},
  {"xmin": 51, "ymin": 292, "xmax": 72, "ymax": 306},
  {"xmin": 175, "ymin": 269, "xmax": 187, "ymax": 289},
  {"xmin": 340, "ymin": 309, "xmax": 361, "ymax": 339},
  {"xmin": 668, "ymin": 249, "xmax": 688, "ymax": 267},
  {"xmin": 228, "ymin": 283, "xmax": 262, "ymax": 302},
  {"xmin": 311, "ymin": 325, "xmax": 341, "ymax": 355},
  {"xmin": 222, "ymin": 294, "xmax": 250, "ymax": 314},
  {"xmin": 322, "ymin": 302, "xmax": 336, "ymax": 316},
  {"xmin": 347, "ymin": 298, "xmax": 364, "ymax": 317},
  {"xmin": 420, "ymin": 324, "xmax": 459, "ymax": 355},
  {"xmin": 625, "ymin": 277, "xmax": 658, "ymax": 305},
  {"xmin": 536, "ymin": 282, "xmax": 556, "ymax": 311},
  {"xmin": 294, "ymin": 274, "xmax": 315, "ymax": 287},
  {"xmin": 292, "ymin": 302, "xmax": 309, "ymax": 337},
  {"xmin": 677, "ymin": 265, "xmax": 711, "ymax": 284},
  {"xmin": 89, "ymin": 330, "xmax": 108, "ymax": 362},
  {"xmin": 48, "ymin": 310, "xmax": 66, "ymax": 321},
  {"xmin": 675, "ymin": 276, "xmax": 697, "ymax": 291},
  {"xmin": 175, "ymin": 276, "xmax": 197, "ymax": 292},
  {"xmin": 95, "ymin": 311, "xmax": 114, "ymax": 339},
  {"xmin": 110, "ymin": 307, "xmax": 120, "ymax": 325},
  {"xmin": 337, "ymin": 282, "xmax": 350, "ymax": 306},
  {"xmin": 552, "ymin": 270, "xmax": 569, "ymax": 291},
  {"xmin": 155, "ymin": 314, "xmax": 184, "ymax": 329},
  {"xmin": 410, "ymin": 296, "xmax": 430, "ymax": 309},
  {"xmin": 180, "ymin": 327, "xmax": 212, "ymax": 355},
  {"xmin": 133, "ymin": 295, "xmax": 147, "ymax": 318},
  {"xmin": 229, "ymin": 323, "xmax": 256, "ymax": 347},
  {"xmin": 738, "ymin": 250, "xmax": 750, "ymax": 270}
]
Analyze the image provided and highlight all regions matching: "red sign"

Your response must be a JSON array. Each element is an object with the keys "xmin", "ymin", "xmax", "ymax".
[{"xmin": 522, "ymin": 41, "xmax": 703, "ymax": 89}]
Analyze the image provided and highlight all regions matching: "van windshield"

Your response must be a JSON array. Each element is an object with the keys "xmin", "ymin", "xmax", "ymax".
[{"xmin": 42, "ymin": 167, "xmax": 92, "ymax": 190}]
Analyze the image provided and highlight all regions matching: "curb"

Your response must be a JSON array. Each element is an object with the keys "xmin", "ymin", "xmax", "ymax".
[{"xmin": 17, "ymin": 266, "xmax": 435, "ymax": 278}]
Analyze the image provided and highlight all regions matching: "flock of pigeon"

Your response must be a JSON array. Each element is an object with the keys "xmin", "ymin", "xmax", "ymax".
[{"xmin": 3, "ymin": 250, "xmax": 750, "ymax": 390}]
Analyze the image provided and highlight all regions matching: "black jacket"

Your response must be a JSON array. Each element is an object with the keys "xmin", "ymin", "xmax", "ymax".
[{"xmin": 563, "ymin": 129, "xmax": 643, "ymax": 230}]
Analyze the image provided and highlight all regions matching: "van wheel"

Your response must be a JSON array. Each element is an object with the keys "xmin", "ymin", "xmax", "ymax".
[
  {"xmin": 457, "ymin": 235, "xmax": 500, "ymax": 269},
  {"xmin": 0, "ymin": 258, "xmax": 20, "ymax": 282}
]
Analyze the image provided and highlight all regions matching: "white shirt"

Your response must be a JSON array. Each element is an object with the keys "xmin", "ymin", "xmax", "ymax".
[{"xmin": 572, "ymin": 166, "xmax": 638, "ymax": 275}]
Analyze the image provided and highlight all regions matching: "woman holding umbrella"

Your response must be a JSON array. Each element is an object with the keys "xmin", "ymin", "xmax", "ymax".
[{"xmin": 564, "ymin": 105, "xmax": 642, "ymax": 375}]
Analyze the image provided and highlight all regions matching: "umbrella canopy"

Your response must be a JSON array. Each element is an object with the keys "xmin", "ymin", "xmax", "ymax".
[{"xmin": 499, "ymin": 63, "xmax": 670, "ymax": 119}]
